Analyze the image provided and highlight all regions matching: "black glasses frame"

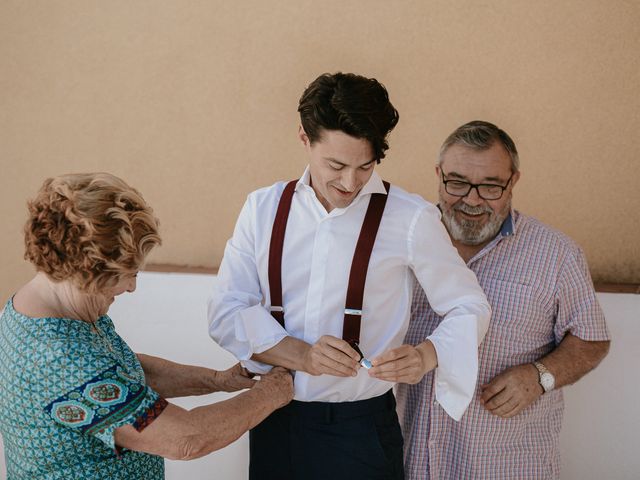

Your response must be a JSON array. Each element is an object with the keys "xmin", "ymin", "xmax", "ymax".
[{"xmin": 440, "ymin": 170, "xmax": 514, "ymax": 200}]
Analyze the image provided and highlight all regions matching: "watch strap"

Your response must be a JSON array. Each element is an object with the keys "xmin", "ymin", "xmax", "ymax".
[
  {"xmin": 533, "ymin": 361, "xmax": 554, "ymax": 392},
  {"xmin": 533, "ymin": 361, "xmax": 549, "ymax": 375}
]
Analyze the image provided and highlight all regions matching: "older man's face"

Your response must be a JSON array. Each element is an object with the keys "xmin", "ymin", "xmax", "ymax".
[{"xmin": 437, "ymin": 142, "xmax": 520, "ymax": 246}]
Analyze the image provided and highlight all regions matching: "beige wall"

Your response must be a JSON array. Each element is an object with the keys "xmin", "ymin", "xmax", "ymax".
[{"xmin": 1, "ymin": 0, "xmax": 639, "ymax": 302}]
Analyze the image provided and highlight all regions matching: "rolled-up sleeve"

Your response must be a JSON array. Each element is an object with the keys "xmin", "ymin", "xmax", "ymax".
[
  {"xmin": 408, "ymin": 204, "xmax": 491, "ymax": 421},
  {"xmin": 553, "ymin": 247, "xmax": 610, "ymax": 344},
  {"xmin": 208, "ymin": 194, "xmax": 289, "ymax": 369}
]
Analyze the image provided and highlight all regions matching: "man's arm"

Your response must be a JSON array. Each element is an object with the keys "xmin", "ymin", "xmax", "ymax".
[
  {"xmin": 209, "ymin": 189, "xmax": 362, "ymax": 378},
  {"xmin": 481, "ymin": 333, "xmax": 610, "ymax": 418},
  {"xmin": 252, "ymin": 335, "xmax": 360, "ymax": 377},
  {"xmin": 137, "ymin": 354, "xmax": 256, "ymax": 399},
  {"xmin": 369, "ymin": 204, "xmax": 491, "ymax": 421},
  {"xmin": 208, "ymin": 193, "xmax": 292, "ymax": 374},
  {"xmin": 483, "ymin": 245, "xmax": 610, "ymax": 418}
]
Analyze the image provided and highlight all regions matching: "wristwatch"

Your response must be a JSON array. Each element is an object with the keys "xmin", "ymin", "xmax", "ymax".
[{"xmin": 533, "ymin": 361, "xmax": 555, "ymax": 393}]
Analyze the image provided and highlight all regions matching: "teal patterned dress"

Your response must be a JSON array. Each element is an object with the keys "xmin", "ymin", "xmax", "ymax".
[{"xmin": 0, "ymin": 298, "xmax": 167, "ymax": 479}]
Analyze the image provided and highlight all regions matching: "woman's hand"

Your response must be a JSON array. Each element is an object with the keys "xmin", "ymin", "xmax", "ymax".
[
  {"xmin": 115, "ymin": 366, "xmax": 294, "ymax": 460},
  {"xmin": 215, "ymin": 363, "xmax": 258, "ymax": 392},
  {"xmin": 253, "ymin": 366, "xmax": 294, "ymax": 409}
]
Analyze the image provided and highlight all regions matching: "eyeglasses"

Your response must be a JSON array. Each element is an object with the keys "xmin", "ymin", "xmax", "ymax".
[{"xmin": 441, "ymin": 170, "xmax": 513, "ymax": 200}]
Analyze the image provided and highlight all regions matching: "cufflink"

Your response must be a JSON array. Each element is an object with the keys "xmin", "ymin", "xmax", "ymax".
[{"xmin": 349, "ymin": 341, "xmax": 372, "ymax": 369}]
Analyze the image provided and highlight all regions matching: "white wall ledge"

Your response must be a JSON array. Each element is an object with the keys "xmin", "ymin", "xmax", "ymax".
[{"xmin": 1, "ymin": 272, "xmax": 637, "ymax": 479}]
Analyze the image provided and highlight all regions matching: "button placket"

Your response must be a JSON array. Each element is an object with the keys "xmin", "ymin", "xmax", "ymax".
[{"xmin": 303, "ymin": 216, "xmax": 332, "ymax": 342}]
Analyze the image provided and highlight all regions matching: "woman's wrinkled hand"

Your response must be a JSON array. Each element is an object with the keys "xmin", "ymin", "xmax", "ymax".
[
  {"xmin": 215, "ymin": 363, "xmax": 257, "ymax": 392},
  {"xmin": 254, "ymin": 366, "xmax": 294, "ymax": 409}
]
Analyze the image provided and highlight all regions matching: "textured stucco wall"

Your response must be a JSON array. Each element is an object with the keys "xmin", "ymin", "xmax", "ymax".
[{"xmin": 1, "ymin": 1, "xmax": 639, "ymax": 302}]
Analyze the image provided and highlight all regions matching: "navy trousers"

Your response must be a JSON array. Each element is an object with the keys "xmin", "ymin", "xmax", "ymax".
[{"xmin": 249, "ymin": 390, "xmax": 404, "ymax": 480}]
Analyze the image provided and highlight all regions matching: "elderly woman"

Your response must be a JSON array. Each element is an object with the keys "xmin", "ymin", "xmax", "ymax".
[{"xmin": 0, "ymin": 173, "xmax": 293, "ymax": 479}]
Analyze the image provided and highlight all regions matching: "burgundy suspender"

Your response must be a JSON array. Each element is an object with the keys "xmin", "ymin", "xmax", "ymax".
[
  {"xmin": 268, "ymin": 180, "xmax": 391, "ymax": 346},
  {"xmin": 342, "ymin": 181, "xmax": 390, "ymax": 344},
  {"xmin": 267, "ymin": 180, "xmax": 297, "ymax": 326}
]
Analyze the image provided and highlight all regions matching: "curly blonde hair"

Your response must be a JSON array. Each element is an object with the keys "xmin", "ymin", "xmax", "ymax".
[{"xmin": 24, "ymin": 173, "xmax": 161, "ymax": 293}]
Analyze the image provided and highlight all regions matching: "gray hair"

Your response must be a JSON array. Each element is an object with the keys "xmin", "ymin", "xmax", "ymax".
[{"xmin": 438, "ymin": 120, "xmax": 520, "ymax": 172}]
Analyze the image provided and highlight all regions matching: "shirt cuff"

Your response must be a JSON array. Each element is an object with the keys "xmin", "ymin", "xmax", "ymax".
[
  {"xmin": 427, "ymin": 313, "xmax": 481, "ymax": 421},
  {"xmin": 240, "ymin": 359, "xmax": 275, "ymax": 375}
]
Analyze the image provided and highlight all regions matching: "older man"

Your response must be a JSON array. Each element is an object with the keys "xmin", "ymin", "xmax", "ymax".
[{"xmin": 397, "ymin": 121, "xmax": 610, "ymax": 480}]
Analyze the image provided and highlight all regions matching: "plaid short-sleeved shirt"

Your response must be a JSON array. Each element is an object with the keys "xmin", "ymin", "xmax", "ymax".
[
  {"xmin": 396, "ymin": 211, "xmax": 610, "ymax": 480},
  {"xmin": 0, "ymin": 298, "xmax": 168, "ymax": 479}
]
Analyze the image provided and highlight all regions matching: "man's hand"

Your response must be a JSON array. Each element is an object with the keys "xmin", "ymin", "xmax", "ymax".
[
  {"xmin": 368, "ymin": 341, "xmax": 437, "ymax": 384},
  {"xmin": 303, "ymin": 335, "xmax": 360, "ymax": 377},
  {"xmin": 480, "ymin": 364, "xmax": 543, "ymax": 418},
  {"xmin": 214, "ymin": 363, "xmax": 258, "ymax": 392}
]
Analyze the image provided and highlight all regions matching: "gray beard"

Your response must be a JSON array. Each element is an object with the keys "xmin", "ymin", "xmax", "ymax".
[{"xmin": 442, "ymin": 201, "xmax": 511, "ymax": 246}]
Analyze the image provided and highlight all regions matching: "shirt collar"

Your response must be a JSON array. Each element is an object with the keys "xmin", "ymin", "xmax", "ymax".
[
  {"xmin": 498, "ymin": 210, "xmax": 516, "ymax": 238},
  {"xmin": 466, "ymin": 209, "xmax": 519, "ymax": 264},
  {"xmin": 296, "ymin": 166, "xmax": 388, "ymax": 200}
]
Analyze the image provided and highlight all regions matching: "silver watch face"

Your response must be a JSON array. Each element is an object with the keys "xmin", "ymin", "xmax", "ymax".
[{"xmin": 540, "ymin": 372, "xmax": 555, "ymax": 391}]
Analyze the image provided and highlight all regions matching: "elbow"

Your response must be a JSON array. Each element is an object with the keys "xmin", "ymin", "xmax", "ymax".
[
  {"xmin": 168, "ymin": 435, "xmax": 209, "ymax": 461},
  {"xmin": 579, "ymin": 339, "xmax": 611, "ymax": 376},
  {"xmin": 593, "ymin": 340, "xmax": 611, "ymax": 366},
  {"xmin": 169, "ymin": 434, "xmax": 234, "ymax": 461}
]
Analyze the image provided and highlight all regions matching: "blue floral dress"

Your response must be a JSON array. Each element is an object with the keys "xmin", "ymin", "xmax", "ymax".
[{"xmin": 0, "ymin": 298, "xmax": 167, "ymax": 479}]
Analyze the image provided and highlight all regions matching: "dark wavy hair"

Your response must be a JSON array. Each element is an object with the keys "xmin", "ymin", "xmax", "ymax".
[
  {"xmin": 297, "ymin": 72, "xmax": 399, "ymax": 162},
  {"xmin": 24, "ymin": 172, "xmax": 161, "ymax": 293}
]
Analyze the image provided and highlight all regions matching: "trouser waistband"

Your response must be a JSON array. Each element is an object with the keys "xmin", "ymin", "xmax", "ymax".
[{"xmin": 287, "ymin": 390, "xmax": 395, "ymax": 423}]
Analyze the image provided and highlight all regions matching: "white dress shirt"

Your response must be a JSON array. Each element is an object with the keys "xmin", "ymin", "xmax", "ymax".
[{"xmin": 208, "ymin": 167, "xmax": 490, "ymax": 420}]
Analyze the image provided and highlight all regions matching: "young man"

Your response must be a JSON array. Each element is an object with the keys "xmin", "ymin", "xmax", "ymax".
[
  {"xmin": 397, "ymin": 121, "xmax": 610, "ymax": 480},
  {"xmin": 209, "ymin": 73, "xmax": 491, "ymax": 480}
]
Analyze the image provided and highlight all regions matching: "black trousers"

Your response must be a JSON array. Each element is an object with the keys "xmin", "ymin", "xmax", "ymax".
[{"xmin": 249, "ymin": 390, "xmax": 404, "ymax": 480}]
